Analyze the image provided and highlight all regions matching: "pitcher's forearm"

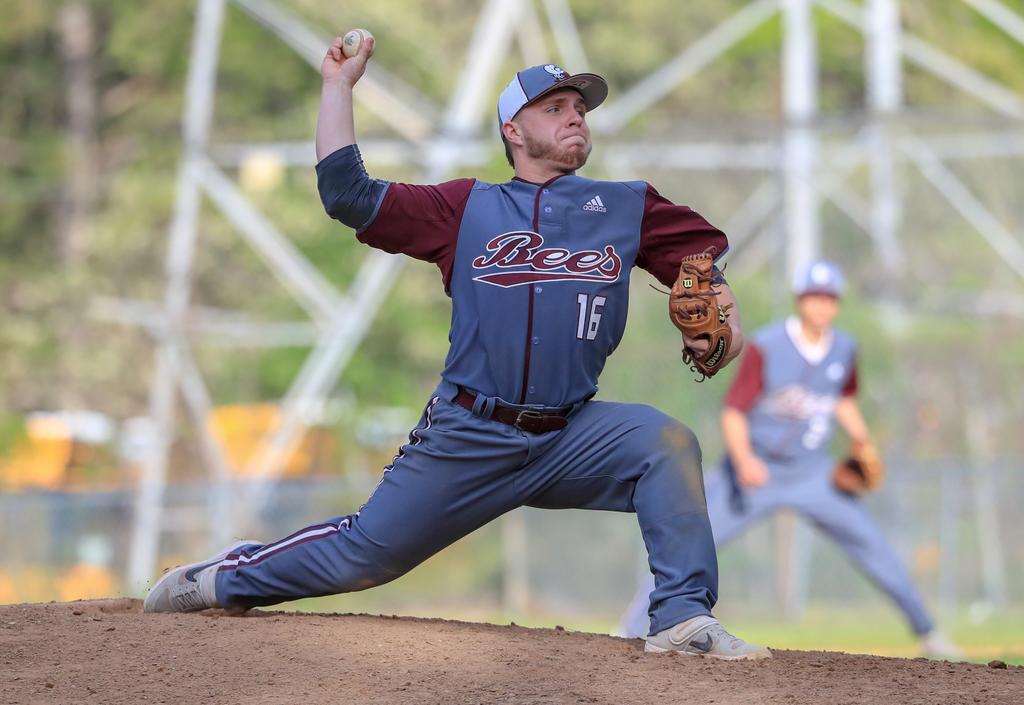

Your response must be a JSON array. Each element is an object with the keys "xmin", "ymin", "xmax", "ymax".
[
  {"xmin": 316, "ymin": 80, "xmax": 356, "ymax": 161},
  {"xmin": 721, "ymin": 407, "xmax": 754, "ymax": 463}
]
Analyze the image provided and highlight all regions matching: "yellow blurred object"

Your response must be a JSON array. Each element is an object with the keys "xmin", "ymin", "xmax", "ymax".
[
  {"xmin": 0, "ymin": 429, "xmax": 73, "ymax": 490},
  {"xmin": 207, "ymin": 403, "xmax": 328, "ymax": 478},
  {"xmin": 0, "ymin": 572, "xmax": 18, "ymax": 604},
  {"xmin": 0, "ymin": 405, "xmax": 335, "ymax": 488},
  {"xmin": 0, "ymin": 411, "xmax": 117, "ymax": 490},
  {"xmin": 56, "ymin": 564, "xmax": 117, "ymax": 601},
  {"xmin": 3, "ymin": 567, "xmax": 53, "ymax": 603}
]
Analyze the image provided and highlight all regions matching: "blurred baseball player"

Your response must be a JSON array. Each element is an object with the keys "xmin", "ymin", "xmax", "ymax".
[
  {"xmin": 618, "ymin": 260, "xmax": 961, "ymax": 659},
  {"xmin": 145, "ymin": 35, "xmax": 771, "ymax": 659}
]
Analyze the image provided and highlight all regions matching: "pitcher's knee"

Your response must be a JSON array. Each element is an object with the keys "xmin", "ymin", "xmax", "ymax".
[
  {"xmin": 631, "ymin": 407, "xmax": 702, "ymax": 464},
  {"xmin": 658, "ymin": 421, "xmax": 702, "ymax": 465}
]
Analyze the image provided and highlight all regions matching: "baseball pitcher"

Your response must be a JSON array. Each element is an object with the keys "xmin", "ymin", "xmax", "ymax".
[{"xmin": 145, "ymin": 35, "xmax": 770, "ymax": 660}]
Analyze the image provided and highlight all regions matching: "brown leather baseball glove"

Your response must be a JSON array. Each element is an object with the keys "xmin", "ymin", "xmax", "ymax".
[
  {"xmin": 833, "ymin": 440, "xmax": 886, "ymax": 494},
  {"xmin": 668, "ymin": 252, "xmax": 733, "ymax": 381}
]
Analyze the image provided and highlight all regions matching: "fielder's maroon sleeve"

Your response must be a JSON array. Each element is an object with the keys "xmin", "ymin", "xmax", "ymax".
[
  {"xmin": 357, "ymin": 179, "xmax": 476, "ymax": 292},
  {"xmin": 635, "ymin": 183, "xmax": 730, "ymax": 287},
  {"xmin": 723, "ymin": 343, "xmax": 764, "ymax": 412},
  {"xmin": 841, "ymin": 354, "xmax": 859, "ymax": 397}
]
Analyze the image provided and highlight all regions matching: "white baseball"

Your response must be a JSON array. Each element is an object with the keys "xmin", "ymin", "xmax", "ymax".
[{"xmin": 342, "ymin": 28, "xmax": 373, "ymax": 58}]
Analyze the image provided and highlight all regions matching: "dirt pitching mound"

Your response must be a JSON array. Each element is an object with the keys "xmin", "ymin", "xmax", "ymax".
[{"xmin": 1, "ymin": 600, "xmax": 1019, "ymax": 704}]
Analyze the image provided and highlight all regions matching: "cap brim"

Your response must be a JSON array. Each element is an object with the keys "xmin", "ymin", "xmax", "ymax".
[
  {"xmin": 523, "ymin": 73, "xmax": 609, "ymax": 115},
  {"xmin": 796, "ymin": 289, "xmax": 841, "ymax": 298}
]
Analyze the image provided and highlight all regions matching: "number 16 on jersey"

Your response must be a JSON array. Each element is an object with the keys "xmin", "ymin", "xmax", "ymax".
[{"xmin": 576, "ymin": 293, "xmax": 607, "ymax": 341}]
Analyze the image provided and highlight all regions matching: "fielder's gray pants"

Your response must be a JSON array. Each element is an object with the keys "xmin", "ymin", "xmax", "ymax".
[{"xmin": 620, "ymin": 459, "xmax": 935, "ymax": 637}]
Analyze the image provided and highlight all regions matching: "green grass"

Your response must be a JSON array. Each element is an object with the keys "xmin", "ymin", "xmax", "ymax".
[{"xmin": 709, "ymin": 606, "xmax": 1024, "ymax": 664}]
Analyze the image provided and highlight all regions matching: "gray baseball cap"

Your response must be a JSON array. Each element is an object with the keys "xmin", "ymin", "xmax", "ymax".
[
  {"xmin": 792, "ymin": 260, "xmax": 845, "ymax": 297},
  {"xmin": 497, "ymin": 64, "xmax": 608, "ymax": 128}
]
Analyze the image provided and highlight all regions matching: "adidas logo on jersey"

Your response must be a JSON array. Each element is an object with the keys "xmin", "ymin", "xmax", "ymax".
[{"xmin": 582, "ymin": 195, "xmax": 607, "ymax": 213}]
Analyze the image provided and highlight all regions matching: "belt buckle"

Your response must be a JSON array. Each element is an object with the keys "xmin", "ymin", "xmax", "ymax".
[{"xmin": 514, "ymin": 409, "xmax": 546, "ymax": 433}]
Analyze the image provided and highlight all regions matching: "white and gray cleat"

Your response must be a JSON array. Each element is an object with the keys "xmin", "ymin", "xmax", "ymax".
[
  {"xmin": 143, "ymin": 540, "xmax": 256, "ymax": 614},
  {"xmin": 645, "ymin": 615, "xmax": 772, "ymax": 660},
  {"xmin": 920, "ymin": 629, "xmax": 964, "ymax": 661}
]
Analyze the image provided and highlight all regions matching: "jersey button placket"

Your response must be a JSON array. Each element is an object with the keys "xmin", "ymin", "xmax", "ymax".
[{"xmin": 520, "ymin": 176, "xmax": 563, "ymax": 404}]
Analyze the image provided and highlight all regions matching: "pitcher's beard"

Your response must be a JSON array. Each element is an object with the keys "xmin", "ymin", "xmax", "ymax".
[{"xmin": 524, "ymin": 133, "xmax": 591, "ymax": 171}]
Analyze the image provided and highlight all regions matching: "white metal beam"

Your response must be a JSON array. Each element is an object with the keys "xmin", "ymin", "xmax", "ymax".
[
  {"xmin": 903, "ymin": 135, "xmax": 1024, "ymax": 282},
  {"xmin": 731, "ymin": 217, "xmax": 785, "ymax": 277},
  {"xmin": 128, "ymin": 0, "xmax": 227, "ymax": 594},
  {"xmin": 592, "ymin": 0, "xmax": 779, "ymax": 133},
  {"xmin": 935, "ymin": 290, "xmax": 1024, "ymax": 318},
  {"xmin": 720, "ymin": 180, "xmax": 782, "ymax": 255},
  {"xmin": 162, "ymin": 337, "xmax": 234, "ymax": 549},
  {"xmin": 183, "ymin": 318, "xmax": 319, "ymax": 347},
  {"xmin": 907, "ymin": 130, "xmax": 1024, "ymax": 159},
  {"xmin": 866, "ymin": 0, "xmax": 902, "ymax": 110},
  {"xmin": 442, "ymin": 0, "xmax": 526, "ymax": 138},
  {"xmin": 210, "ymin": 139, "xmax": 492, "ymax": 168},
  {"xmin": 818, "ymin": 0, "xmax": 1024, "ymax": 119},
  {"xmin": 541, "ymin": 0, "xmax": 592, "ymax": 71},
  {"xmin": 517, "ymin": 0, "xmax": 549, "ymax": 67},
  {"xmin": 901, "ymin": 34, "xmax": 1024, "ymax": 119},
  {"xmin": 783, "ymin": 0, "xmax": 817, "ymax": 121},
  {"xmin": 90, "ymin": 296, "xmax": 320, "ymax": 347},
  {"xmin": 605, "ymin": 141, "xmax": 780, "ymax": 170},
  {"xmin": 90, "ymin": 296, "xmax": 168, "ymax": 335},
  {"xmin": 865, "ymin": 0, "xmax": 905, "ymax": 270},
  {"xmin": 195, "ymin": 156, "xmax": 346, "ymax": 326},
  {"xmin": 782, "ymin": 0, "xmax": 821, "ymax": 274},
  {"xmin": 816, "ymin": 180, "xmax": 872, "ymax": 234},
  {"xmin": 965, "ymin": 400, "xmax": 1009, "ymax": 606},
  {"xmin": 963, "ymin": 0, "xmax": 1024, "ymax": 48},
  {"xmin": 867, "ymin": 121, "xmax": 905, "ymax": 269},
  {"xmin": 806, "ymin": 129, "xmax": 874, "ymax": 239}
]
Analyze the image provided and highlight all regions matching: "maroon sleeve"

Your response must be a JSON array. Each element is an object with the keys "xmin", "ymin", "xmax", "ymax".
[
  {"xmin": 356, "ymin": 178, "xmax": 475, "ymax": 291},
  {"xmin": 723, "ymin": 343, "xmax": 764, "ymax": 412},
  {"xmin": 635, "ymin": 182, "xmax": 730, "ymax": 287},
  {"xmin": 841, "ymin": 354, "xmax": 859, "ymax": 397}
]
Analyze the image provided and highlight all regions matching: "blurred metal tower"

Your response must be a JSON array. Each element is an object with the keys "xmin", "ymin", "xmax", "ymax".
[{"xmin": 110, "ymin": 0, "xmax": 1022, "ymax": 602}]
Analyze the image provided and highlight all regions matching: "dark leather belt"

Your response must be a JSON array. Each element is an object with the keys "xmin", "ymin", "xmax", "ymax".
[{"xmin": 454, "ymin": 387, "xmax": 569, "ymax": 433}]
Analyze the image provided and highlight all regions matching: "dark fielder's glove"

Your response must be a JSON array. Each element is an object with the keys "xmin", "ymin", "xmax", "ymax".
[
  {"xmin": 668, "ymin": 252, "xmax": 733, "ymax": 381},
  {"xmin": 833, "ymin": 440, "xmax": 886, "ymax": 494}
]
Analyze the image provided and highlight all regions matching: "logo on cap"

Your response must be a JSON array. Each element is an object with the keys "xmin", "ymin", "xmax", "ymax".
[
  {"xmin": 810, "ymin": 263, "xmax": 833, "ymax": 285},
  {"xmin": 543, "ymin": 64, "xmax": 568, "ymax": 80}
]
